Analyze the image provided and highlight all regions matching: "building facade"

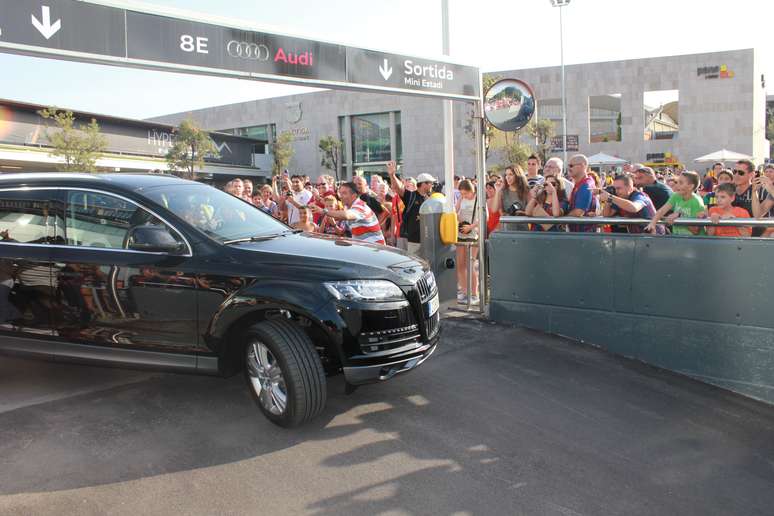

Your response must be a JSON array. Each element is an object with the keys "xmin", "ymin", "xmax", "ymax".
[
  {"xmin": 151, "ymin": 48, "xmax": 769, "ymax": 181},
  {"xmin": 151, "ymin": 91, "xmax": 478, "ymax": 181},
  {"xmin": 0, "ymin": 99, "xmax": 266, "ymax": 179},
  {"xmin": 490, "ymin": 48, "xmax": 769, "ymax": 167}
]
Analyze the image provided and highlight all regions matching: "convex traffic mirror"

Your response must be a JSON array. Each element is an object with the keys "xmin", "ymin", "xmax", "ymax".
[{"xmin": 484, "ymin": 79, "xmax": 536, "ymax": 132}]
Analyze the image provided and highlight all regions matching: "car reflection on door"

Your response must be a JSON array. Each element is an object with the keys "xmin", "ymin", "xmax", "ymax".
[{"xmin": 50, "ymin": 189, "xmax": 200, "ymax": 353}]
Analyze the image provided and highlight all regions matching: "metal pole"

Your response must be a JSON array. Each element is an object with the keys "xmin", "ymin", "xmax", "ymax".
[
  {"xmin": 442, "ymin": 0, "xmax": 455, "ymax": 211},
  {"xmin": 475, "ymin": 74, "xmax": 487, "ymax": 314},
  {"xmin": 466, "ymin": 242, "xmax": 473, "ymax": 310},
  {"xmin": 560, "ymin": 5, "xmax": 568, "ymax": 173}
]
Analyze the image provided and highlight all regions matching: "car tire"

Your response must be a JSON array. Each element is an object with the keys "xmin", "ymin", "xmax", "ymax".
[{"xmin": 244, "ymin": 319, "xmax": 327, "ymax": 427}]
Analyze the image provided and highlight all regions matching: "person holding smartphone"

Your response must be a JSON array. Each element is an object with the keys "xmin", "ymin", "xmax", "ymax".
[
  {"xmin": 525, "ymin": 176, "xmax": 568, "ymax": 232},
  {"xmin": 284, "ymin": 174, "xmax": 313, "ymax": 226},
  {"xmin": 752, "ymin": 163, "xmax": 774, "ymax": 237}
]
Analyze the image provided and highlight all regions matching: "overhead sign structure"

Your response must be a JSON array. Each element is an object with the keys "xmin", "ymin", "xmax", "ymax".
[
  {"xmin": 0, "ymin": 0, "xmax": 480, "ymax": 100},
  {"xmin": 347, "ymin": 49, "xmax": 479, "ymax": 99}
]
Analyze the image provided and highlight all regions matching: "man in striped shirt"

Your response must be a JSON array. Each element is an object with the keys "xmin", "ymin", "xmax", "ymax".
[{"xmin": 310, "ymin": 182, "xmax": 385, "ymax": 245}]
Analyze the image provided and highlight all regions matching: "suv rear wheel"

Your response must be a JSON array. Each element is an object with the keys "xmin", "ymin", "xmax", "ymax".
[{"xmin": 244, "ymin": 320, "xmax": 327, "ymax": 427}]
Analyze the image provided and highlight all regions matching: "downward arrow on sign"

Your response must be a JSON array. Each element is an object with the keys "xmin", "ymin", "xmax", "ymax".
[
  {"xmin": 31, "ymin": 6, "xmax": 61, "ymax": 40},
  {"xmin": 378, "ymin": 59, "xmax": 393, "ymax": 81}
]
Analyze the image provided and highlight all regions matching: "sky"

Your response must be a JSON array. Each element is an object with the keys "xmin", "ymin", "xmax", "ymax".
[{"xmin": 1, "ymin": 0, "xmax": 771, "ymax": 119}]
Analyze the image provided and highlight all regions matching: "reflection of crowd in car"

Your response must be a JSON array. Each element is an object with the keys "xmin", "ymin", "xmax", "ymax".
[{"xmin": 0, "ymin": 228, "xmax": 57, "ymax": 325}]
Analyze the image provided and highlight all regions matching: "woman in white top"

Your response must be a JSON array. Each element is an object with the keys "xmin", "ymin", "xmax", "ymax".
[{"xmin": 455, "ymin": 180, "xmax": 480, "ymax": 304}]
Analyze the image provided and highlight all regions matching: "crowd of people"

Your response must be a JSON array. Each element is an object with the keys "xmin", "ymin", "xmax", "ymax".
[
  {"xmin": 485, "ymin": 155, "xmax": 774, "ymax": 238},
  {"xmin": 217, "ymin": 155, "xmax": 774, "ymax": 303}
]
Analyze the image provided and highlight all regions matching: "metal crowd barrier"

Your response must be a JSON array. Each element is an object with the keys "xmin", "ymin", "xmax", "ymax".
[
  {"xmin": 487, "ymin": 216, "xmax": 774, "ymax": 405},
  {"xmin": 459, "ymin": 216, "xmax": 774, "ymax": 316},
  {"xmin": 499, "ymin": 216, "xmax": 774, "ymax": 229}
]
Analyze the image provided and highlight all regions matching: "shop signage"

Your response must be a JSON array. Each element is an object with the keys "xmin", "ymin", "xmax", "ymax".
[
  {"xmin": 0, "ymin": 0, "xmax": 480, "ymax": 100},
  {"xmin": 0, "ymin": 102, "xmax": 255, "ymax": 166},
  {"xmin": 646, "ymin": 152, "xmax": 677, "ymax": 164},
  {"xmin": 288, "ymin": 127, "xmax": 310, "ymax": 142},
  {"xmin": 697, "ymin": 64, "xmax": 734, "ymax": 79},
  {"xmin": 550, "ymin": 134, "xmax": 579, "ymax": 152}
]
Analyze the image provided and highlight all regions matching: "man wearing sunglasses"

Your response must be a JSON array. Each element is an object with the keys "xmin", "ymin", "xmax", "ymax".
[{"xmin": 732, "ymin": 159, "xmax": 755, "ymax": 217}]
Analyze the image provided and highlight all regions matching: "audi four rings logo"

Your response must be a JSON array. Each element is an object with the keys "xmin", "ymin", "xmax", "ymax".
[{"xmin": 227, "ymin": 41, "xmax": 271, "ymax": 60}]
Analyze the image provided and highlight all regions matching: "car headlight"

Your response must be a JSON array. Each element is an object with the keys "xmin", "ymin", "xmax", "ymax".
[{"xmin": 324, "ymin": 280, "xmax": 405, "ymax": 302}]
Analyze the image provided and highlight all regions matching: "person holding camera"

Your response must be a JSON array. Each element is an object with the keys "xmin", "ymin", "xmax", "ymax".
[
  {"xmin": 455, "ymin": 180, "xmax": 480, "ymax": 304},
  {"xmin": 492, "ymin": 165, "xmax": 530, "ymax": 231},
  {"xmin": 493, "ymin": 165, "xmax": 530, "ymax": 216},
  {"xmin": 599, "ymin": 174, "xmax": 663, "ymax": 234},
  {"xmin": 525, "ymin": 176, "xmax": 569, "ymax": 232}
]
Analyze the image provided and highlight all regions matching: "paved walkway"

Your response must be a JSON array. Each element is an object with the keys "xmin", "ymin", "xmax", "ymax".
[{"xmin": 2, "ymin": 318, "xmax": 774, "ymax": 515}]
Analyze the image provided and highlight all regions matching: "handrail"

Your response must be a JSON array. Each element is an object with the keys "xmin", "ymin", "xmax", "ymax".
[{"xmin": 499, "ymin": 216, "xmax": 774, "ymax": 228}]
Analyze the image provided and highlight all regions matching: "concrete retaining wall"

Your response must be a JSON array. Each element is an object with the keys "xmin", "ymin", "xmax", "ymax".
[{"xmin": 488, "ymin": 231, "xmax": 774, "ymax": 404}]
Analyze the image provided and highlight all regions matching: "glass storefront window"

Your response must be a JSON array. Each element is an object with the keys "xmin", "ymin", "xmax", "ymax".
[
  {"xmin": 395, "ymin": 112, "xmax": 402, "ymax": 161},
  {"xmin": 338, "ymin": 116, "xmax": 348, "ymax": 164},
  {"xmin": 222, "ymin": 124, "xmax": 274, "ymax": 150},
  {"xmin": 352, "ymin": 113, "xmax": 391, "ymax": 163},
  {"xmin": 221, "ymin": 124, "xmax": 275, "ymax": 156}
]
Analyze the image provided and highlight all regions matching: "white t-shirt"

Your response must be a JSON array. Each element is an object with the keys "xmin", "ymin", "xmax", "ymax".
[{"xmin": 286, "ymin": 189, "xmax": 313, "ymax": 225}]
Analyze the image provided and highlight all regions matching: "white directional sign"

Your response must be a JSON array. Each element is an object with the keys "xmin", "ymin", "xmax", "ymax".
[
  {"xmin": 347, "ymin": 48, "xmax": 479, "ymax": 98},
  {"xmin": 379, "ymin": 59, "xmax": 393, "ymax": 81},
  {"xmin": 31, "ymin": 6, "xmax": 61, "ymax": 40},
  {"xmin": 0, "ymin": 0, "xmax": 480, "ymax": 100}
]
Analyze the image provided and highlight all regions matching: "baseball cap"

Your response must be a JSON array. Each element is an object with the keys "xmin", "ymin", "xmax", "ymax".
[{"xmin": 416, "ymin": 173, "xmax": 437, "ymax": 184}]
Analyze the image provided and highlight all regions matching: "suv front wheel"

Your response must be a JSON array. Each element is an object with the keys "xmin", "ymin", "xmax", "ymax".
[{"xmin": 244, "ymin": 319, "xmax": 327, "ymax": 427}]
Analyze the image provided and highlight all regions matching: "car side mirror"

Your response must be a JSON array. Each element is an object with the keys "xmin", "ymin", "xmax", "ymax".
[{"xmin": 127, "ymin": 225, "xmax": 185, "ymax": 254}]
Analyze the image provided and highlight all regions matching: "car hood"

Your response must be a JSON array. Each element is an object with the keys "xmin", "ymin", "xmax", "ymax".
[{"xmin": 228, "ymin": 232, "xmax": 428, "ymax": 285}]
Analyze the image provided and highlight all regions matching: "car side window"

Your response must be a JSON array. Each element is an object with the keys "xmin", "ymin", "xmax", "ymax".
[
  {"xmin": 65, "ymin": 190, "xmax": 181, "ymax": 251},
  {"xmin": 0, "ymin": 190, "xmax": 62, "ymax": 245}
]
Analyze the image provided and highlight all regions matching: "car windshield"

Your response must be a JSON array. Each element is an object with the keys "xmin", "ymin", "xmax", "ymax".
[{"xmin": 142, "ymin": 183, "xmax": 288, "ymax": 243}]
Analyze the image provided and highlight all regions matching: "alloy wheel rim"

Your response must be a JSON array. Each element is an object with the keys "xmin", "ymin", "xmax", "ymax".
[{"xmin": 246, "ymin": 340, "xmax": 288, "ymax": 415}]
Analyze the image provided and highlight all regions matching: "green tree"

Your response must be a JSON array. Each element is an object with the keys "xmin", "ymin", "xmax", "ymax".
[
  {"xmin": 318, "ymin": 136, "xmax": 342, "ymax": 182},
  {"xmin": 527, "ymin": 118, "xmax": 556, "ymax": 164},
  {"xmin": 271, "ymin": 130, "xmax": 295, "ymax": 176},
  {"xmin": 502, "ymin": 140, "xmax": 532, "ymax": 170},
  {"xmin": 165, "ymin": 118, "xmax": 219, "ymax": 180},
  {"xmin": 38, "ymin": 108, "xmax": 107, "ymax": 172},
  {"xmin": 465, "ymin": 74, "xmax": 502, "ymax": 160}
]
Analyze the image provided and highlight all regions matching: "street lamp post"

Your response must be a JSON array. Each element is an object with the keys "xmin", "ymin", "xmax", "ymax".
[
  {"xmin": 550, "ymin": 0, "xmax": 571, "ymax": 174},
  {"xmin": 441, "ymin": 0, "xmax": 454, "ymax": 212}
]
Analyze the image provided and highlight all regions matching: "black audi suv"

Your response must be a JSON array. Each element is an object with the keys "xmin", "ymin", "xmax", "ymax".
[{"xmin": 0, "ymin": 173, "xmax": 440, "ymax": 427}]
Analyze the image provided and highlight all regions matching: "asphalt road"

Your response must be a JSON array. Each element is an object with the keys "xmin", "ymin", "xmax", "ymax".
[{"xmin": 2, "ymin": 316, "xmax": 774, "ymax": 516}]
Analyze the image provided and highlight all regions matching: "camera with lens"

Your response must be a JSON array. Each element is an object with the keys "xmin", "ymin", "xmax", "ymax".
[
  {"xmin": 506, "ymin": 201, "xmax": 525, "ymax": 216},
  {"xmin": 604, "ymin": 185, "xmax": 617, "ymax": 196}
]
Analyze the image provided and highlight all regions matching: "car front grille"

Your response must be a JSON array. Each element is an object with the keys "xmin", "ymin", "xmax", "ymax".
[
  {"xmin": 359, "ymin": 323, "xmax": 422, "ymax": 354},
  {"xmin": 353, "ymin": 272, "xmax": 440, "ymax": 357},
  {"xmin": 358, "ymin": 305, "xmax": 422, "ymax": 354},
  {"xmin": 414, "ymin": 272, "xmax": 440, "ymax": 340},
  {"xmin": 424, "ymin": 310, "xmax": 440, "ymax": 339},
  {"xmin": 416, "ymin": 271, "xmax": 437, "ymax": 302},
  {"xmin": 361, "ymin": 304, "xmax": 416, "ymax": 332}
]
